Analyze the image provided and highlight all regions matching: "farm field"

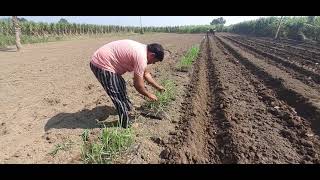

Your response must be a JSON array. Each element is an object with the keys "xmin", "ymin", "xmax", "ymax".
[
  {"xmin": 162, "ymin": 33, "xmax": 320, "ymax": 164},
  {"xmin": 1, "ymin": 32, "xmax": 320, "ymax": 164},
  {"xmin": 0, "ymin": 33, "xmax": 202, "ymax": 163}
]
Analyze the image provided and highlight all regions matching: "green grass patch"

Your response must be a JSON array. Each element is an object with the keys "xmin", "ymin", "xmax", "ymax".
[
  {"xmin": 144, "ymin": 79, "xmax": 176, "ymax": 112},
  {"xmin": 176, "ymin": 45, "xmax": 200, "ymax": 71},
  {"xmin": 81, "ymin": 127, "xmax": 134, "ymax": 164}
]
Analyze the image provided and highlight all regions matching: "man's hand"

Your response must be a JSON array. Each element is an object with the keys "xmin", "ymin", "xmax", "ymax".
[
  {"xmin": 144, "ymin": 70, "xmax": 165, "ymax": 93},
  {"xmin": 156, "ymin": 86, "xmax": 166, "ymax": 93},
  {"xmin": 148, "ymin": 94, "xmax": 158, "ymax": 101}
]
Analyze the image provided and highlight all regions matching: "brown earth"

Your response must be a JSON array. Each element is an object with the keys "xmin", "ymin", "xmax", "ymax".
[
  {"xmin": 161, "ymin": 34, "xmax": 320, "ymax": 164},
  {"xmin": 1, "ymin": 32, "xmax": 320, "ymax": 164},
  {"xmin": 0, "ymin": 33, "xmax": 202, "ymax": 163}
]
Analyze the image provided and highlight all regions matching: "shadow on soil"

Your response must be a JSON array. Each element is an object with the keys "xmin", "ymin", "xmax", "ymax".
[
  {"xmin": 44, "ymin": 105, "xmax": 118, "ymax": 131},
  {"xmin": 0, "ymin": 47, "xmax": 17, "ymax": 52}
]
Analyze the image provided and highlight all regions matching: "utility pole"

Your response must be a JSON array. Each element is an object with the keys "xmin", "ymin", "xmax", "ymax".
[
  {"xmin": 12, "ymin": 16, "xmax": 22, "ymax": 51},
  {"xmin": 140, "ymin": 16, "xmax": 143, "ymax": 34}
]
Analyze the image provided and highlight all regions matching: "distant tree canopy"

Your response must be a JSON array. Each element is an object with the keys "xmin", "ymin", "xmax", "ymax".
[
  {"xmin": 0, "ymin": 17, "xmax": 27, "ymax": 22},
  {"xmin": 0, "ymin": 17, "xmax": 12, "ymax": 22},
  {"xmin": 210, "ymin": 17, "xmax": 226, "ymax": 25},
  {"xmin": 58, "ymin": 18, "xmax": 69, "ymax": 24},
  {"xmin": 307, "ymin": 16, "xmax": 316, "ymax": 25},
  {"xmin": 228, "ymin": 16, "xmax": 320, "ymax": 41},
  {"xmin": 17, "ymin": 17, "xmax": 28, "ymax": 22}
]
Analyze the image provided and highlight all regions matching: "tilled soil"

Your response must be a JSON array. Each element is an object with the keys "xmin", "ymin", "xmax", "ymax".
[
  {"xmin": 2, "ymin": 32, "xmax": 320, "ymax": 164},
  {"xmin": 161, "ymin": 35, "xmax": 320, "ymax": 164}
]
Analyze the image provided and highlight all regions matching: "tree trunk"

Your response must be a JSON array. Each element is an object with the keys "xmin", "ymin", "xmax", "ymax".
[
  {"xmin": 12, "ymin": 16, "xmax": 22, "ymax": 51},
  {"xmin": 274, "ymin": 16, "xmax": 284, "ymax": 40}
]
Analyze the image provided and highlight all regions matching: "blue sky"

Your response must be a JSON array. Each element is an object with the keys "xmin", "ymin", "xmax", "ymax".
[{"xmin": 0, "ymin": 16, "xmax": 271, "ymax": 26}]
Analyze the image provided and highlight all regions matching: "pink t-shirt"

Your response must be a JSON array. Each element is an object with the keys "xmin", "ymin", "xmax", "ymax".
[{"xmin": 90, "ymin": 39, "xmax": 147, "ymax": 77}]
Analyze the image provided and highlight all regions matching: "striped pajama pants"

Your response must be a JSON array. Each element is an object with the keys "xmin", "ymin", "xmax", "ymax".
[{"xmin": 90, "ymin": 62, "xmax": 132, "ymax": 128}]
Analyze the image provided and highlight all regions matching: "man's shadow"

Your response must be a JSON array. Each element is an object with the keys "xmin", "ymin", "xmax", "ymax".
[
  {"xmin": 0, "ymin": 47, "xmax": 17, "ymax": 52},
  {"xmin": 44, "ymin": 105, "xmax": 118, "ymax": 131}
]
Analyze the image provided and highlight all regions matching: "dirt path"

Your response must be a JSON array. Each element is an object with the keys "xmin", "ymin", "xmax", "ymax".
[{"xmin": 159, "ymin": 37, "xmax": 218, "ymax": 163}]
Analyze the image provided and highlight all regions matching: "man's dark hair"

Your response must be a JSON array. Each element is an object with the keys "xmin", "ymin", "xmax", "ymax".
[{"xmin": 147, "ymin": 43, "xmax": 164, "ymax": 61}]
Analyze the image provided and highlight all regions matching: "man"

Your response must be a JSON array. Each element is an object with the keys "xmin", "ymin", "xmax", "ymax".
[
  {"xmin": 209, "ymin": 29, "xmax": 215, "ymax": 36},
  {"xmin": 90, "ymin": 39, "xmax": 165, "ymax": 128}
]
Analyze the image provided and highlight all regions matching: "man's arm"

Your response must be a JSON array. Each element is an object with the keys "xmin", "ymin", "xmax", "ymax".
[
  {"xmin": 133, "ymin": 73, "xmax": 157, "ymax": 101},
  {"xmin": 144, "ymin": 68, "xmax": 165, "ymax": 92}
]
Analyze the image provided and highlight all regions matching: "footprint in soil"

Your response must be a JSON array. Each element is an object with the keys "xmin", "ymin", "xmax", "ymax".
[
  {"xmin": 175, "ymin": 67, "xmax": 189, "ymax": 73},
  {"xmin": 43, "ymin": 97, "xmax": 61, "ymax": 106},
  {"xmin": 150, "ymin": 136, "xmax": 165, "ymax": 145},
  {"xmin": 164, "ymin": 49, "xmax": 172, "ymax": 58},
  {"xmin": 85, "ymin": 83, "xmax": 95, "ymax": 91},
  {"xmin": 138, "ymin": 107, "xmax": 167, "ymax": 120},
  {"xmin": 0, "ymin": 122, "xmax": 9, "ymax": 136}
]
